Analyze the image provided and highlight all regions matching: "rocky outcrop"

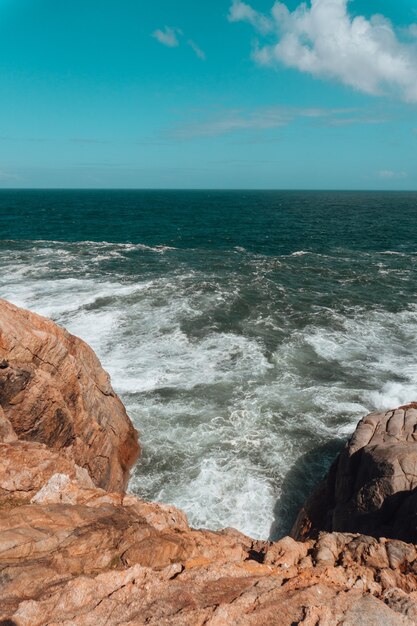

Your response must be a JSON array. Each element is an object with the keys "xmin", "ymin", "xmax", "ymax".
[
  {"xmin": 3, "ymin": 467, "xmax": 417, "ymax": 624},
  {"xmin": 1, "ymin": 299, "xmax": 417, "ymax": 625},
  {"xmin": 292, "ymin": 405, "xmax": 417, "ymax": 544},
  {"xmin": 0, "ymin": 298, "xmax": 139, "ymax": 492}
]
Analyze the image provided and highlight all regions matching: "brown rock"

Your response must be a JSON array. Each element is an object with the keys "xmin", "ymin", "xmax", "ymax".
[
  {"xmin": 0, "ymin": 298, "xmax": 139, "ymax": 491},
  {"xmin": 292, "ymin": 404, "xmax": 417, "ymax": 543},
  {"xmin": 2, "ymin": 446, "xmax": 415, "ymax": 625},
  {"xmin": 0, "ymin": 405, "xmax": 17, "ymax": 443},
  {"xmin": 0, "ymin": 440, "xmax": 93, "ymax": 506}
]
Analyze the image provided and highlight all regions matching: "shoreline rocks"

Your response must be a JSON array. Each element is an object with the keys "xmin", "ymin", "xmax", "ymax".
[
  {"xmin": 1, "ymin": 299, "xmax": 417, "ymax": 625},
  {"xmin": 0, "ymin": 298, "xmax": 139, "ymax": 492},
  {"xmin": 292, "ymin": 404, "xmax": 417, "ymax": 544}
]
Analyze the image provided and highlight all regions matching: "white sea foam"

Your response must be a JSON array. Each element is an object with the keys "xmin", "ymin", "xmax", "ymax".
[
  {"xmin": 158, "ymin": 457, "xmax": 275, "ymax": 537},
  {"xmin": 303, "ymin": 308, "xmax": 417, "ymax": 412},
  {"xmin": 1, "ymin": 241, "xmax": 417, "ymax": 539}
]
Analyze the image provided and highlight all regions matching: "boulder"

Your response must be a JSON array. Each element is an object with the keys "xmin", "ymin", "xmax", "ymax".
[
  {"xmin": 0, "ymin": 298, "xmax": 139, "ymax": 491},
  {"xmin": 292, "ymin": 404, "xmax": 417, "ymax": 543}
]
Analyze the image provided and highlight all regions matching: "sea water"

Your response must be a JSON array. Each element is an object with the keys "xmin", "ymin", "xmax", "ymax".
[{"xmin": 1, "ymin": 189, "xmax": 417, "ymax": 539}]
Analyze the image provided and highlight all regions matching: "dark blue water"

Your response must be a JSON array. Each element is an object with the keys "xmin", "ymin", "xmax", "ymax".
[
  {"xmin": 1, "ymin": 189, "xmax": 417, "ymax": 253},
  {"xmin": 1, "ymin": 190, "xmax": 417, "ymax": 539}
]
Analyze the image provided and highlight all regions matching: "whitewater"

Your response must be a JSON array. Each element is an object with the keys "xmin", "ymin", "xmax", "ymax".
[{"xmin": 1, "ymin": 190, "xmax": 417, "ymax": 539}]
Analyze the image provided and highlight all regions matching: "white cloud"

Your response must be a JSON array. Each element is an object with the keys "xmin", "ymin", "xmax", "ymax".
[
  {"xmin": 152, "ymin": 28, "xmax": 205, "ymax": 60},
  {"xmin": 174, "ymin": 109, "xmax": 289, "ymax": 138},
  {"xmin": 171, "ymin": 106, "xmax": 385, "ymax": 139},
  {"xmin": 378, "ymin": 169, "xmax": 407, "ymax": 180},
  {"xmin": 409, "ymin": 24, "xmax": 417, "ymax": 38},
  {"xmin": 229, "ymin": 0, "xmax": 417, "ymax": 103},
  {"xmin": 152, "ymin": 26, "xmax": 182, "ymax": 48},
  {"xmin": 229, "ymin": 0, "xmax": 273, "ymax": 34},
  {"xmin": 187, "ymin": 40, "xmax": 206, "ymax": 60}
]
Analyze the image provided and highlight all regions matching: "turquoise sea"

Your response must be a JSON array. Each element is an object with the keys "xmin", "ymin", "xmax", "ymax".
[{"xmin": 1, "ymin": 189, "xmax": 417, "ymax": 539}]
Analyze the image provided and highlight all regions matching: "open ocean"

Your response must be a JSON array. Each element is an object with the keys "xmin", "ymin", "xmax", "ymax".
[{"xmin": 1, "ymin": 189, "xmax": 417, "ymax": 539}]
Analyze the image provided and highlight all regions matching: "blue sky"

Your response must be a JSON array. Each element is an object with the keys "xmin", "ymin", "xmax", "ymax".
[{"xmin": 0, "ymin": 0, "xmax": 416, "ymax": 189}]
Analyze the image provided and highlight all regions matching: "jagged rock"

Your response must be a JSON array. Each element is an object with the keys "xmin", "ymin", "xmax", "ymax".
[
  {"xmin": 3, "ymin": 498, "xmax": 417, "ymax": 625},
  {"xmin": 0, "ymin": 298, "xmax": 139, "ymax": 491},
  {"xmin": 0, "ymin": 440, "xmax": 94, "ymax": 506},
  {"xmin": 1, "ymin": 299, "xmax": 417, "ymax": 625},
  {"xmin": 292, "ymin": 404, "xmax": 417, "ymax": 543}
]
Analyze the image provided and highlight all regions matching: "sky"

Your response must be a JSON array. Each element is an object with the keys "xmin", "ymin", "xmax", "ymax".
[{"xmin": 0, "ymin": 0, "xmax": 417, "ymax": 189}]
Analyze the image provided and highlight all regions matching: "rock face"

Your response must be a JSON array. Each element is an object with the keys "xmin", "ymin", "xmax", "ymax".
[
  {"xmin": 3, "ymin": 492, "xmax": 417, "ymax": 626},
  {"xmin": 0, "ymin": 298, "xmax": 139, "ymax": 491},
  {"xmin": 1, "ymin": 299, "xmax": 417, "ymax": 625},
  {"xmin": 292, "ymin": 404, "xmax": 417, "ymax": 544}
]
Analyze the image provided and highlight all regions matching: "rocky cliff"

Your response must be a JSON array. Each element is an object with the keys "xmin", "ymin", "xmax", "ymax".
[
  {"xmin": 1, "ymin": 299, "xmax": 417, "ymax": 625},
  {"xmin": 0, "ymin": 298, "xmax": 139, "ymax": 492}
]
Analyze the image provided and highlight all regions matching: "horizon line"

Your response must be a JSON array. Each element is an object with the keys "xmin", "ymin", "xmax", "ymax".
[{"xmin": 0, "ymin": 187, "xmax": 416, "ymax": 193}]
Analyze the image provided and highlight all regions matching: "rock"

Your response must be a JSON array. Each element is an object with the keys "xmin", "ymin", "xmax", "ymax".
[
  {"xmin": 0, "ymin": 298, "xmax": 139, "ymax": 491},
  {"xmin": 0, "ymin": 440, "xmax": 94, "ymax": 505},
  {"xmin": 1, "ymin": 299, "xmax": 417, "ymax": 625},
  {"xmin": 0, "ymin": 405, "xmax": 17, "ymax": 443},
  {"xmin": 292, "ymin": 404, "xmax": 417, "ymax": 543},
  {"xmin": 3, "ymin": 489, "xmax": 417, "ymax": 626}
]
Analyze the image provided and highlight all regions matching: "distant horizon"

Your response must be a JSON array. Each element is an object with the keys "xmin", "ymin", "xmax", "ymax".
[{"xmin": 1, "ymin": 187, "xmax": 417, "ymax": 193}]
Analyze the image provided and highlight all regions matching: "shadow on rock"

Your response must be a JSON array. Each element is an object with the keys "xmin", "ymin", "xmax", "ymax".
[
  {"xmin": 337, "ymin": 484, "xmax": 417, "ymax": 544},
  {"xmin": 269, "ymin": 437, "xmax": 345, "ymax": 542}
]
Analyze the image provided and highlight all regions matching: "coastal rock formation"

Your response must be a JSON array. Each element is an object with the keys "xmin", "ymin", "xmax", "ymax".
[
  {"xmin": 3, "ymin": 439, "xmax": 417, "ymax": 626},
  {"xmin": 292, "ymin": 404, "xmax": 417, "ymax": 544},
  {"xmin": 3, "ymin": 464, "xmax": 417, "ymax": 625},
  {"xmin": 1, "ymin": 299, "xmax": 417, "ymax": 625},
  {"xmin": 0, "ymin": 298, "xmax": 139, "ymax": 491}
]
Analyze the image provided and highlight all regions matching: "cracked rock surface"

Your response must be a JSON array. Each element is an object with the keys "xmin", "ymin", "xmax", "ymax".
[
  {"xmin": 1, "ymin": 299, "xmax": 417, "ymax": 625},
  {"xmin": 293, "ymin": 404, "xmax": 417, "ymax": 544},
  {"xmin": 0, "ymin": 298, "xmax": 139, "ymax": 492}
]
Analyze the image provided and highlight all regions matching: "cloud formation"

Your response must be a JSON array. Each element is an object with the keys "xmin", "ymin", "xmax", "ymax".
[
  {"xmin": 188, "ymin": 40, "xmax": 206, "ymax": 60},
  {"xmin": 229, "ymin": 0, "xmax": 417, "ymax": 103},
  {"xmin": 152, "ymin": 27, "xmax": 206, "ymax": 59},
  {"xmin": 378, "ymin": 169, "xmax": 407, "ymax": 180},
  {"xmin": 409, "ymin": 24, "xmax": 417, "ymax": 38},
  {"xmin": 171, "ymin": 106, "xmax": 385, "ymax": 139},
  {"xmin": 229, "ymin": 0, "xmax": 273, "ymax": 34},
  {"xmin": 152, "ymin": 26, "xmax": 182, "ymax": 48}
]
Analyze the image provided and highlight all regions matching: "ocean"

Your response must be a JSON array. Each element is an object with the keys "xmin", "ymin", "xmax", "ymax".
[{"xmin": 1, "ymin": 189, "xmax": 417, "ymax": 540}]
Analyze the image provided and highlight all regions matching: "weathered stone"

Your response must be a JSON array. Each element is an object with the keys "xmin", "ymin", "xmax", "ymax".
[
  {"xmin": 292, "ymin": 404, "xmax": 417, "ymax": 543},
  {"xmin": 0, "ymin": 298, "xmax": 139, "ymax": 491},
  {"xmin": 0, "ymin": 299, "xmax": 416, "ymax": 625}
]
